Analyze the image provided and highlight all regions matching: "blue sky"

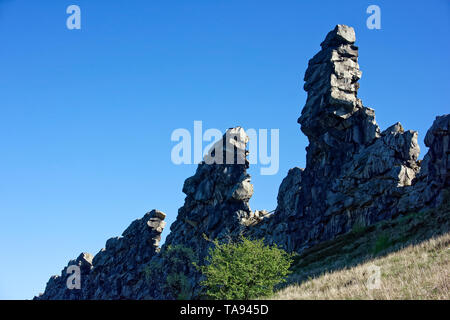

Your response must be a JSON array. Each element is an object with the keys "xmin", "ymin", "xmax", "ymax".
[{"xmin": 0, "ymin": 0, "xmax": 449, "ymax": 299}]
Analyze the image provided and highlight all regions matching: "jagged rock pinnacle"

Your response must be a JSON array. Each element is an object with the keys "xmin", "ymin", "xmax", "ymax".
[
  {"xmin": 166, "ymin": 126, "xmax": 253, "ymax": 252},
  {"xmin": 250, "ymin": 25, "xmax": 446, "ymax": 254},
  {"xmin": 320, "ymin": 24, "xmax": 356, "ymax": 49}
]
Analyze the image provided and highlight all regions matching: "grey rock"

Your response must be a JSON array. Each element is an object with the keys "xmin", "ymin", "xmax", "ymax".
[
  {"xmin": 321, "ymin": 25, "xmax": 356, "ymax": 49},
  {"xmin": 36, "ymin": 25, "xmax": 450, "ymax": 300},
  {"xmin": 36, "ymin": 210, "xmax": 166, "ymax": 299},
  {"xmin": 248, "ymin": 25, "xmax": 447, "ymax": 253}
]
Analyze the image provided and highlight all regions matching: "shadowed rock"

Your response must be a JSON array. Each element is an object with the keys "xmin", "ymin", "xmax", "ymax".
[
  {"xmin": 36, "ymin": 210, "xmax": 166, "ymax": 299},
  {"xmin": 36, "ymin": 25, "xmax": 449, "ymax": 300},
  {"xmin": 165, "ymin": 126, "xmax": 252, "ymax": 257},
  {"xmin": 249, "ymin": 25, "xmax": 447, "ymax": 253}
]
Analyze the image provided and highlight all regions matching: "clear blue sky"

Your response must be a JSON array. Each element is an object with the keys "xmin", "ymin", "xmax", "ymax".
[{"xmin": 0, "ymin": 0, "xmax": 448, "ymax": 299}]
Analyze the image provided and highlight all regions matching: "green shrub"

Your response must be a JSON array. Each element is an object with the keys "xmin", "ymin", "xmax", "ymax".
[{"xmin": 197, "ymin": 237, "xmax": 294, "ymax": 300}]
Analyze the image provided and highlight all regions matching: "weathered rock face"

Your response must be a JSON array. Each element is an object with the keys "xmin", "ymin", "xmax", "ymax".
[
  {"xmin": 36, "ymin": 25, "xmax": 449, "ymax": 300},
  {"xmin": 148, "ymin": 127, "xmax": 253, "ymax": 299},
  {"xmin": 398, "ymin": 115, "xmax": 450, "ymax": 213},
  {"xmin": 165, "ymin": 126, "xmax": 253, "ymax": 256},
  {"xmin": 36, "ymin": 128, "xmax": 253, "ymax": 300},
  {"xmin": 36, "ymin": 210, "xmax": 166, "ymax": 300},
  {"xmin": 249, "ymin": 25, "xmax": 446, "ymax": 252},
  {"xmin": 35, "ymin": 253, "xmax": 93, "ymax": 300}
]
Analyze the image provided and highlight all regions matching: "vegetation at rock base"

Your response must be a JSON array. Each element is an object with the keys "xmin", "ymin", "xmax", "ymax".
[
  {"xmin": 145, "ymin": 244, "xmax": 198, "ymax": 300},
  {"xmin": 197, "ymin": 237, "xmax": 294, "ymax": 300},
  {"xmin": 270, "ymin": 231, "xmax": 450, "ymax": 300},
  {"xmin": 269, "ymin": 201, "xmax": 450, "ymax": 300}
]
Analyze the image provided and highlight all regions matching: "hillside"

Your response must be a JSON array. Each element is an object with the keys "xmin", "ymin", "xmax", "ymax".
[{"xmin": 271, "ymin": 196, "xmax": 450, "ymax": 299}]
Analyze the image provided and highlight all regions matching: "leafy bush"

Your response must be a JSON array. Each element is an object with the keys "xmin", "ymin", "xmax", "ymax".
[{"xmin": 197, "ymin": 237, "xmax": 294, "ymax": 300}]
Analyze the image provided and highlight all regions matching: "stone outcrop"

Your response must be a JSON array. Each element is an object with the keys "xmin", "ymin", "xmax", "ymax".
[
  {"xmin": 36, "ymin": 128, "xmax": 254, "ymax": 300},
  {"xmin": 37, "ymin": 210, "xmax": 166, "ymax": 299},
  {"xmin": 35, "ymin": 253, "xmax": 93, "ymax": 300},
  {"xmin": 36, "ymin": 25, "xmax": 449, "ymax": 300},
  {"xmin": 398, "ymin": 115, "xmax": 450, "ymax": 213},
  {"xmin": 249, "ymin": 25, "xmax": 446, "ymax": 252},
  {"xmin": 165, "ymin": 126, "xmax": 253, "ymax": 255},
  {"xmin": 146, "ymin": 127, "xmax": 255, "ymax": 299}
]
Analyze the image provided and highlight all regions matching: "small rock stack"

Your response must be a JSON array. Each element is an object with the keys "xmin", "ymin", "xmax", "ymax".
[
  {"xmin": 398, "ymin": 115, "xmax": 450, "ymax": 212},
  {"xmin": 150, "ymin": 127, "xmax": 254, "ymax": 298},
  {"xmin": 35, "ymin": 253, "xmax": 93, "ymax": 300},
  {"xmin": 165, "ymin": 127, "xmax": 253, "ymax": 255},
  {"xmin": 36, "ymin": 210, "xmax": 166, "ymax": 299}
]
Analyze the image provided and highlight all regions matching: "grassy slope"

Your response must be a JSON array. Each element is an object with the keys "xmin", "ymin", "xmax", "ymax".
[{"xmin": 271, "ymin": 195, "xmax": 450, "ymax": 300}]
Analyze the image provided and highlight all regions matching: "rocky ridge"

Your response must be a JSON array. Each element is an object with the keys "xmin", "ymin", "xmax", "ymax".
[
  {"xmin": 37, "ymin": 210, "xmax": 166, "ymax": 299},
  {"xmin": 36, "ymin": 25, "xmax": 449, "ymax": 300}
]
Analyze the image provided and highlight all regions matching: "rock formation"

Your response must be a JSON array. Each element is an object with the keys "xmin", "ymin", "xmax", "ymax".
[
  {"xmin": 36, "ymin": 25, "xmax": 449, "ymax": 300},
  {"xmin": 36, "ymin": 253, "xmax": 93, "ymax": 300},
  {"xmin": 146, "ymin": 127, "xmax": 255, "ymax": 299},
  {"xmin": 249, "ymin": 25, "xmax": 446, "ymax": 252},
  {"xmin": 165, "ymin": 126, "xmax": 253, "ymax": 255},
  {"xmin": 36, "ymin": 128, "xmax": 255, "ymax": 300},
  {"xmin": 37, "ymin": 210, "xmax": 166, "ymax": 299},
  {"xmin": 398, "ymin": 115, "xmax": 450, "ymax": 213}
]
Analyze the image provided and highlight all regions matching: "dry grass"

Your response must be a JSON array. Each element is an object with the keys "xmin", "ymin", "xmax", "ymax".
[{"xmin": 270, "ymin": 232, "xmax": 450, "ymax": 300}]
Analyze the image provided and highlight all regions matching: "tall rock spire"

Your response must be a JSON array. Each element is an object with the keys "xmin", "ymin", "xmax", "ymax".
[
  {"xmin": 148, "ymin": 127, "xmax": 254, "ymax": 299},
  {"xmin": 250, "ymin": 25, "xmax": 422, "ymax": 252},
  {"xmin": 299, "ymin": 25, "xmax": 380, "ymax": 178},
  {"xmin": 164, "ymin": 126, "xmax": 253, "ymax": 255}
]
